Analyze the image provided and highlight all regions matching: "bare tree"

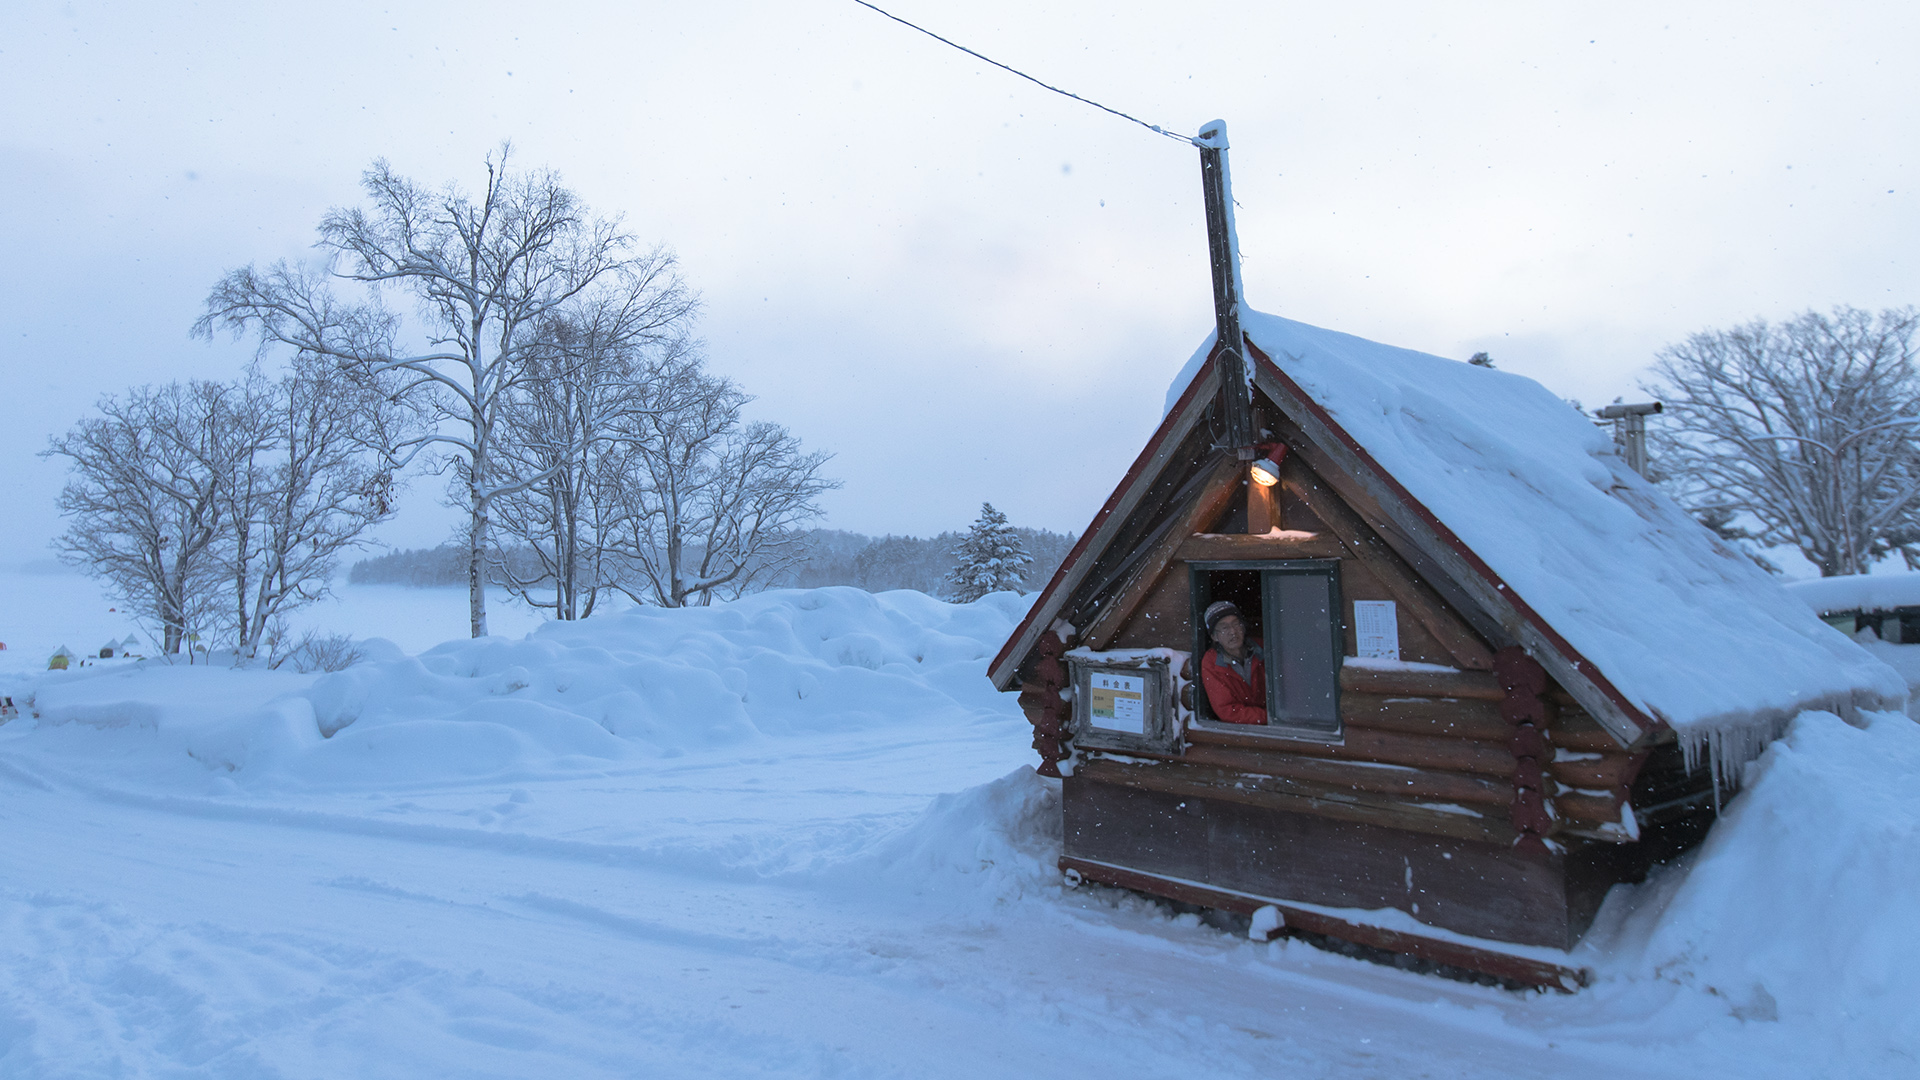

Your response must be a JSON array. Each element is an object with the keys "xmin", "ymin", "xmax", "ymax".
[
  {"xmin": 43, "ymin": 382, "xmax": 240, "ymax": 655},
  {"xmin": 1646, "ymin": 305, "xmax": 1920, "ymax": 576},
  {"xmin": 487, "ymin": 326, "xmax": 628, "ymax": 621},
  {"xmin": 488, "ymin": 279, "xmax": 697, "ymax": 620},
  {"xmin": 609, "ymin": 349, "xmax": 838, "ymax": 607},
  {"xmin": 206, "ymin": 370, "xmax": 278, "ymax": 650},
  {"xmin": 694, "ymin": 418, "xmax": 841, "ymax": 601},
  {"xmin": 217, "ymin": 355, "xmax": 406, "ymax": 655},
  {"xmin": 44, "ymin": 363, "xmax": 400, "ymax": 659},
  {"xmin": 199, "ymin": 145, "xmax": 685, "ymax": 636}
]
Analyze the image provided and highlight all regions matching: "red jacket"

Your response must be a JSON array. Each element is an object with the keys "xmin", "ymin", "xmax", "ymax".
[{"xmin": 1201, "ymin": 642, "xmax": 1267, "ymax": 725}]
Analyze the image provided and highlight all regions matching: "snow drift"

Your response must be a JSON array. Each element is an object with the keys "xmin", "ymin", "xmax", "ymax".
[
  {"xmin": 12, "ymin": 588, "xmax": 1030, "ymax": 791},
  {"xmin": 5, "ymin": 584, "xmax": 1918, "ymax": 1075},
  {"xmin": 1577, "ymin": 708, "xmax": 1920, "ymax": 1068}
]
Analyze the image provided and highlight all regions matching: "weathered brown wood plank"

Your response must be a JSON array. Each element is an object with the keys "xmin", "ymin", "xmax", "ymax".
[
  {"xmin": 1177, "ymin": 532, "xmax": 1348, "ymax": 562},
  {"xmin": 1057, "ymin": 856, "xmax": 1588, "ymax": 991},
  {"xmin": 1085, "ymin": 455, "xmax": 1245, "ymax": 650},
  {"xmin": 1281, "ymin": 457, "xmax": 1497, "ymax": 671},
  {"xmin": 1551, "ymin": 730, "xmax": 1623, "ymax": 753},
  {"xmin": 1108, "ymin": 570, "xmax": 1197, "ymax": 652},
  {"xmin": 1555, "ymin": 788, "xmax": 1629, "ymax": 824},
  {"xmin": 1074, "ymin": 757, "xmax": 1516, "ymax": 846},
  {"xmin": 1549, "ymin": 710, "xmax": 1625, "ymax": 753},
  {"xmin": 1188, "ymin": 724, "xmax": 1516, "ymax": 776},
  {"xmin": 1178, "ymin": 744, "xmax": 1511, "ymax": 806},
  {"xmin": 1248, "ymin": 476, "xmax": 1276, "ymax": 535},
  {"xmin": 1548, "ymin": 756, "xmax": 1639, "ymax": 789},
  {"xmin": 1339, "ymin": 664, "xmax": 1505, "ymax": 701},
  {"xmin": 1339, "ymin": 692, "xmax": 1511, "ymax": 740}
]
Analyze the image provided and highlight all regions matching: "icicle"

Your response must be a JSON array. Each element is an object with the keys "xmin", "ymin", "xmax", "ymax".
[{"xmin": 1677, "ymin": 711, "xmax": 1798, "ymax": 808}]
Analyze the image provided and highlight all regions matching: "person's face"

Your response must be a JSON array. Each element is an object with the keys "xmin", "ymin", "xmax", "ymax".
[{"xmin": 1211, "ymin": 614, "xmax": 1246, "ymax": 656}]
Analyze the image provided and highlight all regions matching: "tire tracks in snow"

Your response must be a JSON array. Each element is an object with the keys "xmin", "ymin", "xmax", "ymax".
[{"xmin": 6, "ymin": 764, "xmax": 862, "ymax": 891}]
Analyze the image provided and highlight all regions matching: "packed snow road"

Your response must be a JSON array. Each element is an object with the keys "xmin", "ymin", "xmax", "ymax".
[
  {"xmin": 3, "ymin": 587, "xmax": 1916, "ymax": 1077},
  {"xmin": 3, "ymin": 739, "xmax": 1653, "ymax": 1080}
]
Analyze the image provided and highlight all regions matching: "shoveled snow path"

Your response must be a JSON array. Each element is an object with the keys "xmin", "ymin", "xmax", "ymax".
[{"xmin": 0, "ymin": 725, "xmax": 1724, "ymax": 1080}]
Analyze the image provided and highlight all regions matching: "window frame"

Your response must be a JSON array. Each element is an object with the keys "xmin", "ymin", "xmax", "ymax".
[
  {"xmin": 1188, "ymin": 558, "xmax": 1344, "ymax": 743},
  {"xmin": 1065, "ymin": 653, "xmax": 1180, "ymax": 754}
]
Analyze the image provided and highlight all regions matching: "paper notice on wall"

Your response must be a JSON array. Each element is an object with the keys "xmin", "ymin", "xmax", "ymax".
[
  {"xmin": 1354, "ymin": 600, "xmax": 1400, "ymax": 660},
  {"xmin": 1089, "ymin": 672, "xmax": 1146, "ymax": 734}
]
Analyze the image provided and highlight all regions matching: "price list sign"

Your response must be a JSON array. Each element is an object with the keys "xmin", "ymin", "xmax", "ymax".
[{"xmin": 1088, "ymin": 672, "xmax": 1146, "ymax": 734}]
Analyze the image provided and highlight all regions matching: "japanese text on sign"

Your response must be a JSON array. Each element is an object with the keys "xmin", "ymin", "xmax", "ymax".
[
  {"xmin": 1354, "ymin": 600, "xmax": 1400, "ymax": 660},
  {"xmin": 1089, "ymin": 672, "xmax": 1146, "ymax": 734}
]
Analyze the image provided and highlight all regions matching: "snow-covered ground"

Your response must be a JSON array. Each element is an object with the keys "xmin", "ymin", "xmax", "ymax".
[{"xmin": 2, "ymin": 575, "xmax": 1917, "ymax": 1078}]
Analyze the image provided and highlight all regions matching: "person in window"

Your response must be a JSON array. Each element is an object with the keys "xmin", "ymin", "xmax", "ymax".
[{"xmin": 1200, "ymin": 600, "xmax": 1267, "ymax": 724}]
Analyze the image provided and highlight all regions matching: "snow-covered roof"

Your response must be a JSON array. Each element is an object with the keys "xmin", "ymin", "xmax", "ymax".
[
  {"xmin": 1785, "ymin": 572, "xmax": 1920, "ymax": 615},
  {"xmin": 1165, "ymin": 309, "xmax": 1904, "ymax": 738}
]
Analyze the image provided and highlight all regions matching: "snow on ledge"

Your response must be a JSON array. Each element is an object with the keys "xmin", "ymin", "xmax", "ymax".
[
  {"xmin": 1785, "ymin": 571, "xmax": 1920, "ymax": 615},
  {"xmin": 1341, "ymin": 656, "xmax": 1461, "ymax": 673}
]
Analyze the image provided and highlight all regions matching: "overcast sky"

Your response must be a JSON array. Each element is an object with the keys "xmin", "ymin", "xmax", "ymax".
[{"xmin": 4, "ymin": 1, "xmax": 1916, "ymax": 569}]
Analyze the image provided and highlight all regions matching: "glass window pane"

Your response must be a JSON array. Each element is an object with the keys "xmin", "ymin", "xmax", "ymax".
[{"xmin": 1264, "ymin": 569, "xmax": 1340, "ymax": 733}]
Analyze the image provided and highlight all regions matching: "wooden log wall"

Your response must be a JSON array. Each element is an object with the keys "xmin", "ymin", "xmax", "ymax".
[
  {"xmin": 1545, "ymin": 692, "xmax": 1656, "ymax": 840},
  {"xmin": 1278, "ymin": 457, "xmax": 1494, "ymax": 671},
  {"xmin": 1493, "ymin": 646, "xmax": 1554, "ymax": 853},
  {"xmin": 1013, "ymin": 441, "xmax": 1653, "ymax": 847},
  {"xmin": 1023, "ymin": 631, "xmax": 1071, "ymax": 778},
  {"xmin": 1031, "ymin": 673, "xmax": 1651, "ymax": 847},
  {"xmin": 1020, "ymin": 614, "xmax": 1652, "ymax": 849}
]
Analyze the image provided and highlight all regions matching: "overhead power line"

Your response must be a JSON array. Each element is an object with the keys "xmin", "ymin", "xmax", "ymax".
[{"xmin": 852, "ymin": 0, "xmax": 1195, "ymax": 147}]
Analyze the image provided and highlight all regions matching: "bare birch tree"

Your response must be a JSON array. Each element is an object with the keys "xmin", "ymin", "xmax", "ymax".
[
  {"xmin": 45, "ymin": 364, "xmax": 401, "ymax": 659},
  {"xmin": 486, "ymin": 268, "xmax": 697, "ymax": 619},
  {"xmin": 216, "ymin": 355, "xmax": 406, "ymax": 655},
  {"xmin": 199, "ymin": 145, "xmax": 682, "ymax": 636},
  {"xmin": 486, "ymin": 327, "xmax": 628, "ymax": 621},
  {"xmin": 44, "ymin": 382, "xmax": 240, "ymax": 655},
  {"xmin": 609, "ymin": 350, "xmax": 838, "ymax": 607},
  {"xmin": 1646, "ymin": 305, "xmax": 1920, "ymax": 576}
]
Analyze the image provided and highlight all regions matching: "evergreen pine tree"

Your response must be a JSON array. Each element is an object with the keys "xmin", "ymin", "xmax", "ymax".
[{"xmin": 944, "ymin": 503, "xmax": 1033, "ymax": 602}]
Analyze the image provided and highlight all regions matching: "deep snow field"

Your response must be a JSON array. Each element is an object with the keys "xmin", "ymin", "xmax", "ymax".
[{"xmin": 2, "ymin": 572, "xmax": 1918, "ymax": 1078}]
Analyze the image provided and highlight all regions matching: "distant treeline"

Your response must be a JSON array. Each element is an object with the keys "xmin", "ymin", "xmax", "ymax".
[{"xmin": 348, "ymin": 527, "xmax": 1076, "ymax": 598}]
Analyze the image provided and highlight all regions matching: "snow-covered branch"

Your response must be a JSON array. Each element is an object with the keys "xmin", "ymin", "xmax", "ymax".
[{"xmin": 1646, "ymin": 305, "xmax": 1920, "ymax": 575}]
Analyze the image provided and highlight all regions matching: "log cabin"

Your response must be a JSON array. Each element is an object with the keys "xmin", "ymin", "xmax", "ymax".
[{"xmin": 989, "ymin": 309, "xmax": 1904, "ymax": 989}]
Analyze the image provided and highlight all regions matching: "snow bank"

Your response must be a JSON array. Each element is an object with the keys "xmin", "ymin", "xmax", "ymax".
[
  {"xmin": 15, "ymin": 665, "xmax": 322, "ymax": 788},
  {"xmin": 1584, "ymin": 709, "xmax": 1920, "ymax": 1064},
  {"xmin": 5, "ymin": 588, "xmax": 1030, "ymax": 791},
  {"xmin": 838, "ymin": 766, "xmax": 1063, "ymax": 906},
  {"xmin": 1785, "ymin": 570, "xmax": 1920, "ymax": 614},
  {"xmin": 1167, "ymin": 311, "xmax": 1904, "ymax": 741}
]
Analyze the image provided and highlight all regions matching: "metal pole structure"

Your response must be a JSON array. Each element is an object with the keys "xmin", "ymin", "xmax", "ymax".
[
  {"xmin": 1597, "ymin": 401, "xmax": 1662, "ymax": 478},
  {"xmin": 1196, "ymin": 120, "xmax": 1255, "ymax": 456}
]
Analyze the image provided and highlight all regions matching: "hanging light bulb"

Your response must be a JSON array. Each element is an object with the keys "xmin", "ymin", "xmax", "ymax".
[{"xmin": 1249, "ymin": 455, "xmax": 1283, "ymax": 487}]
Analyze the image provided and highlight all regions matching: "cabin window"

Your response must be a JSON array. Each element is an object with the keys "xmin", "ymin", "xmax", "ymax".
[
  {"xmin": 1190, "ymin": 560, "xmax": 1343, "ymax": 740},
  {"xmin": 1852, "ymin": 607, "xmax": 1920, "ymax": 644}
]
